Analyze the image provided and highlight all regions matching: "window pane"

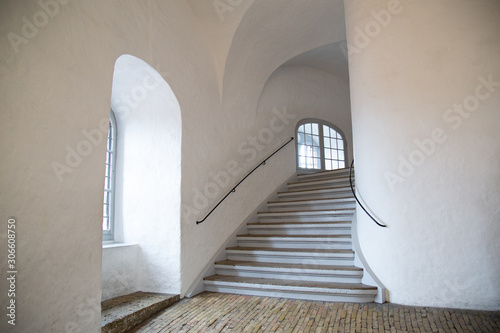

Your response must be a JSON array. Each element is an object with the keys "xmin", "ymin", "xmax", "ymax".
[
  {"xmin": 324, "ymin": 137, "xmax": 331, "ymax": 148},
  {"xmin": 297, "ymin": 121, "xmax": 345, "ymax": 171},
  {"xmin": 306, "ymin": 156, "xmax": 313, "ymax": 168},
  {"xmin": 339, "ymin": 161, "xmax": 345, "ymax": 169},
  {"xmin": 312, "ymin": 135, "xmax": 320, "ymax": 147},
  {"xmin": 306, "ymin": 123, "xmax": 312, "ymax": 134},
  {"xmin": 338, "ymin": 151, "xmax": 345, "ymax": 161},
  {"xmin": 103, "ymin": 112, "xmax": 116, "ymax": 241},
  {"xmin": 299, "ymin": 156, "xmax": 306, "ymax": 168},
  {"xmin": 331, "ymin": 139, "xmax": 337, "ymax": 149},
  {"xmin": 103, "ymin": 217, "xmax": 109, "ymax": 230},
  {"xmin": 312, "ymin": 123, "xmax": 319, "ymax": 135},
  {"xmin": 314, "ymin": 158, "xmax": 321, "ymax": 169},
  {"xmin": 297, "ymin": 133, "xmax": 305, "ymax": 144}
]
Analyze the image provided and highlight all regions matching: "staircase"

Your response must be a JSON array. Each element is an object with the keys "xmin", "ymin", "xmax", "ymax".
[{"xmin": 203, "ymin": 168, "xmax": 378, "ymax": 303}]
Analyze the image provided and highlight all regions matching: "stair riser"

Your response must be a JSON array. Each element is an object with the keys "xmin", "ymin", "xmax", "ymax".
[
  {"xmin": 297, "ymin": 175, "xmax": 351, "ymax": 183},
  {"xmin": 258, "ymin": 215, "xmax": 353, "ymax": 223},
  {"xmin": 293, "ymin": 173, "xmax": 356, "ymax": 183},
  {"xmin": 268, "ymin": 202, "xmax": 356, "ymax": 212},
  {"xmin": 237, "ymin": 240, "xmax": 352, "ymax": 250},
  {"xmin": 204, "ymin": 285, "xmax": 376, "ymax": 303},
  {"xmin": 227, "ymin": 254, "xmax": 354, "ymax": 266},
  {"xmin": 214, "ymin": 269, "xmax": 363, "ymax": 284},
  {"xmin": 297, "ymin": 170, "xmax": 351, "ymax": 182},
  {"xmin": 278, "ymin": 191, "xmax": 353, "ymax": 201},
  {"xmin": 288, "ymin": 180, "xmax": 352, "ymax": 191},
  {"xmin": 247, "ymin": 227, "xmax": 351, "ymax": 235}
]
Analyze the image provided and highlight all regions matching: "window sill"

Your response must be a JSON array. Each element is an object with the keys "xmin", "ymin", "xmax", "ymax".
[{"xmin": 102, "ymin": 242, "xmax": 138, "ymax": 249}]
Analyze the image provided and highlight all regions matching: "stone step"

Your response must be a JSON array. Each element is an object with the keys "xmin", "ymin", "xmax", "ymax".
[
  {"xmin": 268, "ymin": 197, "xmax": 356, "ymax": 211},
  {"xmin": 257, "ymin": 209, "xmax": 354, "ymax": 223},
  {"xmin": 214, "ymin": 260, "xmax": 363, "ymax": 283},
  {"xmin": 297, "ymin": 168, "xmax": 352, "ymax": 182},
  {"xmin": 203, "ymin": 275, "xmax": 377, "ymax": 303},
  {"xmin": 277, "ymin": 186, "xmax": 353, "ymax": 201},
  {"xmin": 236, "ymin": 234, "xmax": 352, "ymax": 249},
  {"xmin": 101, "ymin": 292, "xmax": 179, "ymax": 333},
  {"xmin": 288, "ymin": 177, "xmax": 353, "ymax": 190},
  {"xmin": 247, "ymin": 221, "xmax": 351, "ymax": 235},
  {"xmin": 226, "ymin": 247, "xmax": 355, "ymax": 265}
]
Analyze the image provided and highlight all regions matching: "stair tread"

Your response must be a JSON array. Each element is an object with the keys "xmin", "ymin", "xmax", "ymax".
[
  {"xmin": 226, "ymin": 246, "xmax": 354, "ymax": 254},
  {"xmin": 204, "ymin": 275, "xmax": 376, "ymax": 291},
  {"xmin": 297, "ymin": 168, "xmax": 351, "ymax": 179},
  {"xmin": 215, "ymin": 260, "xmax": 362, "ymax": 271},
  {"xmin": 237, "ymin": 234, "xmax": 351, "ymax": 238},
  {"xmin": 288, "ymin": 177, "xmax": 352, "ymax": 186},
  {"xmin": 268, "ymin": 197, "xmax": 355, "ymax": 205},
  {"xmin": 278, "ymin": 186, "xmax": 353, "ymax": 195},
  {"xmin": 259, "ymin": 208, "xmax": 354, "ymax": 213},
  {"xmin": 247, "ymin": 221, "xmax": 351, "ymax": 226}
]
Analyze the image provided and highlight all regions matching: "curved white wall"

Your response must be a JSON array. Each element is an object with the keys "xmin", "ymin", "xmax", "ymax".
[
  {"xmin": 179, "ymin": 0, "xmax": 350, "ymax": 296},
  {"xmin": 180, "ymin": 63, "xmax": 353, "ymax": 295},
  {"xmin": 0, "ymin": 1, "xmax": 219, "ymax": 331},
  {"xmin": 257, "ymin": 65, "xmax": 353, "ymax": 164},
  {"xmin": 345, "ymin": 0, "xmax": 500, "ymax": 310}
]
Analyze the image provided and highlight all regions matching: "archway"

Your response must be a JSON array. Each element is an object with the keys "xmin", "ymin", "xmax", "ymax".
[{"xmin": 102, "ymin": 54, "xmax": 182, "ymax": 300}]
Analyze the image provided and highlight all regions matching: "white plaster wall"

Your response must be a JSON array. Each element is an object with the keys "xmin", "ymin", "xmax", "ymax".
[
  {"xmin": 102, "ymin": 244, "xmax": 140, "ymax": 301},
  {"xmin": 257, "ymin": 65, "xmax": 353, "ymax": 164},
  {"xmin": 345, "ymin": 0, "xmax": 500, "ymax": 310},
  {"xmin": 0, "ymin": 0, "xmax": 219, "ymax": 331},
  {"xmin": 179, "ymin": 0, "xmax": 351, "ymax": 296},
  {"xmin": 221, "ymin": 0, "xmax": 347, "ymax": 130},
  {"xmin": 180, "ymin": 64, "xmax": 354, "ymax": 295}
]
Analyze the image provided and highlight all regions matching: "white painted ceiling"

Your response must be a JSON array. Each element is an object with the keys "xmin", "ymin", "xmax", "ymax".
[
  {"xmin": 186, "ymin": 0, "xmax": 349, "ymax": 84},
  {"xmin": 282, "ymin": 42, "xmax": 350, "ymax": 82}
]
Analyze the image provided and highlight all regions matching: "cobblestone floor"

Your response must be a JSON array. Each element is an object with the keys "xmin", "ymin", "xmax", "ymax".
[{"xmin": 130, "ymin": 292, "xmax": 500, "ymax": 333}]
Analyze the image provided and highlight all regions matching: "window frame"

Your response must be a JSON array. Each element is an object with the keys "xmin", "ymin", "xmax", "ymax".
[
  {"xmin": 103, "ymin": 110, "xmax": 117, "ymax": 242},
  {"xmin": 295, "ymin": 119, "xmax": 348, "ymax": 173}
]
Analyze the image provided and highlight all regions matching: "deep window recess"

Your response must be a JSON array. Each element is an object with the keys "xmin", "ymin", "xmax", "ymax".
[
  {"xmin": 296, "ymin": 120, "xmax": 346, "ymax": 171},
  {"xmin": 103, "ymin": 111, "xmax": 116, "ymax": 242}
]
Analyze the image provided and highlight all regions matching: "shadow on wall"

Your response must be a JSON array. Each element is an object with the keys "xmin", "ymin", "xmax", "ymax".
[{"xmin": 102, "ymin": 54, "xmax": 182, "ymax": 300}]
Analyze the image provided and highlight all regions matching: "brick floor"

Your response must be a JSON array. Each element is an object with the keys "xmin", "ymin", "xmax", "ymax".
[{"xmin": 130, "ymin": 292, "xmax": 500, "ymax": 333}]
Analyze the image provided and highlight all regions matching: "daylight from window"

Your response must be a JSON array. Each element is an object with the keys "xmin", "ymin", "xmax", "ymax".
[
  {"xmin": 297, "ymin": 121, "xmax": 345, "ymax": 171},
  {"xmin": 103, "ymin": 112, "xmax": 116, "ymax": 241}
]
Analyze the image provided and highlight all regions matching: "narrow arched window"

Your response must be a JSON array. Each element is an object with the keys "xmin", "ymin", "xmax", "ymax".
[
  {"xmin": 103, "ymin": 111, "xmax": 117, "ymax": 242},
  {"xmin": 296, "ymin": 119, "xmax": 347, "ymax": 172}
]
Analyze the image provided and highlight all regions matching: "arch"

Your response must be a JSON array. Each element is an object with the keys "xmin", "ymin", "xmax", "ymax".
[
  {"xmin": 102, "ymin": 54, "xmax": 182, "ymax": 300},
  {"xmin": 295, "ymin": 118, "xmax": 348, "ymax": 173}
]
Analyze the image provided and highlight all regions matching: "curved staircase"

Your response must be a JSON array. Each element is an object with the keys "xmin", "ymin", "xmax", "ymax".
[{"xmin": 203, "ymin": 168, "xmax": 377, "ymax": 302}]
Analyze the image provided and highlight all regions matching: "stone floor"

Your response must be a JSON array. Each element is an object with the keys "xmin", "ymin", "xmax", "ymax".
[{"xmin": 130, "ymin": 292, "xmax": 500, "ymax": 332}]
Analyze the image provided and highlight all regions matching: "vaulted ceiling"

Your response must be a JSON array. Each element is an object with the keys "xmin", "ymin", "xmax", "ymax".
[{"xmin": 186, "ymin": 0, "xmax": 349, "ymax": 98}]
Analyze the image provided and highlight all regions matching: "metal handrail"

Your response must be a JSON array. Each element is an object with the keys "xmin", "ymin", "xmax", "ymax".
[
  {"xmin": 349, "ymin": 160, "xmax": 388, "ymax": 228},
  {"xmin": 196, "ymin": 137, "xmax": 295, "ymax": 225}
]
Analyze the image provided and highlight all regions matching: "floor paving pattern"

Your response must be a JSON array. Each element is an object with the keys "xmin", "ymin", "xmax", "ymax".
[{"xmin": 131, "ymin": 292, "xmax": 500, "ymax": 332}]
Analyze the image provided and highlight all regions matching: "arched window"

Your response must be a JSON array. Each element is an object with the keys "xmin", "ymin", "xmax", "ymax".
[
  {"xmin": 296, "ymin": 119, "xmax": 347, "ymax": 172},
  {"xmin": 103, "ymin": 110, "xmax": 117, "ymax": 242}
]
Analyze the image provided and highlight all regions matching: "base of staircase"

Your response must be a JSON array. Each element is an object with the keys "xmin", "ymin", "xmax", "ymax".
[
  {"xmin": 101, "ymin": 292, "xmax": 179, "ymax": 333},
  {"xmin": 204, "ymin": 275, "xmax": 377, "ymax": 303}
]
